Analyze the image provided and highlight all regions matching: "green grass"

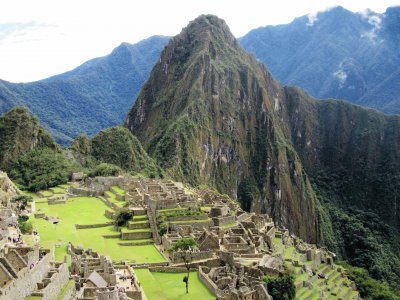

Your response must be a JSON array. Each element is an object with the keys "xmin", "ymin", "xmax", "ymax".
[
  {"xmin": 111, "ymin": 186, "xmax": 125, "ymax": 195},
  {"xmin": 121, "ymin": 227, "xmax": 151, "ymax": 233},
  {"xmin": 221, "ymin": 221, "xmax": 238, "ymax": 229},
  {"xmin": 32, "ymin": 197, "xmax": 165, "ymax": 263},
  {"xmin": 295, "ymin": 272, "xmax": 309, "ymax": 284},
  {"xmin": 41, "ymin": 190, "xmax": 53, "ymax": 197},
  {"xmin": 135, "ymin": 269, "xmax": 215, "ymax": 300},
  {"xmin": 283, "ymin": 245, "xmax": 295, "ymax": 260},
  {"xmin": 50, "ymin": 186, "xmax": 67, "ymax": 194},
  {"xmin": 56, "ymin": 280, "xmax": 75, "ymax": 300},
  {"xmin": 21, "ymin": 190, "xmax": 39, "ymax": 199},
  {"xmin": 133, "ymin": 215, "xmax": 148, "ymax": 220},
  {"xmin": 105, "ymin": 191, "xmax": 125, "ymax": 207},
  {"xmin": 129, "ymin": 220, "xmax": 149, "ymax": 224},
  {"xmin": 23, "ymin": 234, "xmax": 35, "ymax": 246}
]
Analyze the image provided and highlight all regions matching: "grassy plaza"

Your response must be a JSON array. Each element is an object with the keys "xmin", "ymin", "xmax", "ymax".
[
  {"xmin": 135, "ymin": 269, "xmax": 215, "ymax": 300},
  {"xmin": 32, "ymin": 196, "xmax": 166, "ymax": 263}
]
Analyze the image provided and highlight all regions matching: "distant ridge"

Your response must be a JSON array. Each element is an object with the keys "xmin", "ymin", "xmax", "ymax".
[
  {"xmin": 241, "ymin": 6, "xmax": 400, "ymax": 114},
  {"xmin": 0, "ymin": 35, "xmax": 170, "ymax": 144}
]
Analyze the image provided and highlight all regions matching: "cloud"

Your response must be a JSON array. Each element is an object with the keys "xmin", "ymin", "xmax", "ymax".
[
  {"xmin": 0, "ymin": 22, "xmax": 55, "ymax": 45},
  {"xmin": 306, "ymin": 13, "xmax": 319, "ymax": 26},
  {"xmin": 333, "ymin": 68, "xmax": 347, "ymax": 88},
  {"xmin": 359, "ymin": 9, "xmax": 383, "ymax": 43},
  {"xmin": 306, "ymin": 6, "xmax": 338, "ymax": 26}
]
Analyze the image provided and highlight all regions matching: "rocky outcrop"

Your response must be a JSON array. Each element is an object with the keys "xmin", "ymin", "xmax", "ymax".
[{"xmin": 0, "ymin": 171, "xmax": 19, "ymax": 206}]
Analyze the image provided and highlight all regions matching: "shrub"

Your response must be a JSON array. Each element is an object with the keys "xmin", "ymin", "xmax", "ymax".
[
  {"xmin": 263, "ymin": 271, "xmax": 296, "ymax": 300},
  {"xmin": 10, "ymin": 148, "xmax": 73, "ymax": 191},
  {"xmin": 88, "ymin": 163, "xmax": 122, "ymax": 177},
  {"xmin": 114, "ymin": 209, "xmax": 133, "ymax": 227}
]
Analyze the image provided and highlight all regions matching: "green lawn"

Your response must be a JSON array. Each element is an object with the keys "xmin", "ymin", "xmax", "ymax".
[
  {"xmin": 133, "ymin": 215, "xmax": 148, "ymax": 220},
  {"xmin": 105, "ymin": 191, "xmax": 125, "ymax": 207},
  {"xmin": 135, "ymin": 269, "xmax": 215, "ymax": 300},
  {"xmin": 50, "ymin": 186, "xmax": 67, "ymax": 194},
  {"xmin": 41, "ymin": 190, "xmax": 53, "ymax": 197},
  {"xmin": 32, "ymin": 197, "xmax": 166, "ymax": 263},
  {"xmin": 111, "ymin": 186, "xmax": 125, "ymax": 195}
]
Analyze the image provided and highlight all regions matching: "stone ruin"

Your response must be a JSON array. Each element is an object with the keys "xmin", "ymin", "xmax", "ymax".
[
  {"xmin": 70, "ymin": 245, "xmax": 144, "ymax": 300},
  {"xmin": 0, "ymin": 244, "xmax": 70, "ymax": 300}
]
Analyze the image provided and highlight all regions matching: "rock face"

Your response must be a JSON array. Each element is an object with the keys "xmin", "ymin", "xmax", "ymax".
[
  {"xmin": 241, "ymin": 6, "xmax": 400, "ymax": 114},
  {"xmin": 284, "ymin": 86, "xmax": 400, "ymax": 229},
  {"xmin": 125, "ymin": 15, "xmax": 320, "ymax": 243},
  {"xmin": 0, "ymin": 171, "xmax": 19, "ymax": 206},
  {"xmin": 0, "ymin": 106, "xmax": 59, "ymax": 170}
]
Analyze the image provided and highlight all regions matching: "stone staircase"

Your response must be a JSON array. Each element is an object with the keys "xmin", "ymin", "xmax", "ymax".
[{"xmin": 147, "ymin": 208, "xmax": 161, "ymax": 244}]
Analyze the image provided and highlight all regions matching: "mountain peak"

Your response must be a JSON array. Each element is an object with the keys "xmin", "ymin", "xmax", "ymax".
[{"xmin": 170, "ymin": 14, "xmax": 237, "ymax": 52}]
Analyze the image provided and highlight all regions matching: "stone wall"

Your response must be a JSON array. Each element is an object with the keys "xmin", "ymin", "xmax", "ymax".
[
  {"xmin": 0, "ymin": 251, "xmax": 53, "ymax": 299},
  {"xmin": 75, "ymin": 223, "xmax": 112, "ymax": 229},
  {"xmin": 166, "ymin": 214, "xmax": 208, "ymax": 222},
  {"xmin": 169, "ymin": 220, "xmax": 213, "ymax": 231},
  {"xmin": 198, "ymin": 266, "xmax": 221, "ymax": 298},
  {"xmin": 68, "ymin": 187, "xmax": 101, "ymax": 197},
  {"xmin": 148, "ymin": 266, "xmax": 188, "ymax": 273},
  {"xmin": 121, "ymin": 231, "xmax": 152, "ymax": 240},
  {"xmin": 128, "ymin": 222, "xmax": 149, "ymax": 229},
  {"xmin": 58, "ymin": 280, "xmax": 76, "ymax": 300},
  {"xmin": 213, "ymin": 215, "xmax": 236, "ymax": 226},
  {"xmin": 171, "ymin": 251, "xmax": 213, "ymax": 263},
  {"xmin": 104, "ymin": 210, "xmax": 115, "ymax": 219},
  {"xmin": 30, "ymin": 262, "xmax": 70, "ymax": 300}
]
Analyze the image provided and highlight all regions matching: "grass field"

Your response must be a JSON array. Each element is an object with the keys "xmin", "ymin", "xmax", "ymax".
[
  {"xmin": 135, "ymin": 269, "xmax": 215, "ymax": 300},
  {"xmin": 32, "ymin": 197, "xmax": 166, "ymax": 263}
]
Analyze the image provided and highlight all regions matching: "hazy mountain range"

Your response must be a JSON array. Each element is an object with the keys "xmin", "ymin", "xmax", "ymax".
[
  {"xmin": 0, "ymin": 6, "xmax": 399, "ymax": 146},
  {"xmin": 0, "ymin": 35, "xmax": 169, "ymax": 144}
]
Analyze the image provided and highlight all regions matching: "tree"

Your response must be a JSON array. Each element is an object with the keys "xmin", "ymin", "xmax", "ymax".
[
  {"xmin": 10, "ymin": 194, "xmax": 33, "ymax": 212},
  {"xmin": 114, "ymin": 209, "xmax": 133, "ymax": 227},
  {"xmin": 263, "ymin": 271, "xmax": 296, "ymax": 300},
  {"xmin": 169, "ymin": 237, "xmax": 198, "ymax": 293},
  {"xmin": 10, "ymin": 147, "xmax": 73, "ymax": 191}
]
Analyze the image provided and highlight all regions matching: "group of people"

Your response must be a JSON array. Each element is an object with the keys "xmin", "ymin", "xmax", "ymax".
[{"xmin": 7, "ymin": 234, "xmax": 23, "ymax": 245}]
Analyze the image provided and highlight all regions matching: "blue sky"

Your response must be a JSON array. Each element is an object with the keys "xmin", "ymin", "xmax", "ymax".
[{"xmin": 0, "ymin": 0, "xmax": 398, "ymax": 82}]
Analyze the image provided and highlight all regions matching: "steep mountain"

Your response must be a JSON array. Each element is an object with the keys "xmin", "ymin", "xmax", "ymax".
[
  {"xmin": 68, "ymin": 126, "xmax": 163, "ymax": 177},
  {"xmin": 241, "ymin": 6, "xmax": 400, "ymax": 114},
  {"xmin": 284, "ymin": 87, "xmax": 400, "ymax": 289},
  {"xmin": 126, "ymin": 15, "xmax": 323, "ymax": 243},
  {"xmin": 0, "ymin": 106, "xmax": 58, "ymax": 170},
  {"xmin": 0, "ymin": 35, "xmax": 169, "ymax": 144},
  {"xmin": 126, "ymin": 15, "xmax": 400, "ymax": 291}
]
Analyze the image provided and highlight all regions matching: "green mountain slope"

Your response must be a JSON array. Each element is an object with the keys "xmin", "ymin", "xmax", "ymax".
[
  {"xmin": 0, "ymin": 36, "xmax": 169, "ymax": 144},
  {"xmin": 126, "ymin": 15, "xmax": 400, "ymax": 292},
  {"xmin": 0, "ymin": 106, "xmax": 59, "ymax": 170},
  {"xmin": 68, "ymin": 126, "xmax": 162, "ymax": 178},
  {"xmin": 126, "ymin": 15, "xmax": 322, "ymax": 243}
]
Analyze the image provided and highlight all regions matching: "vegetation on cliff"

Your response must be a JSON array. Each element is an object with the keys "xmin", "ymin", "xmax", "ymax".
[
  {"xmin": 70, "ymin": 126, "xmax": 163, "ymax": 178},
  {"xmin": 0, "ymin": 106, "xmax": 58, "ymax": 170},
  {"xmin": 126, "ymin": 14, "xmax": 320, "ymax": 243},
  {"xmin": 0, "ymin": 36, "xmax": 169, "ymax": 144}
]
